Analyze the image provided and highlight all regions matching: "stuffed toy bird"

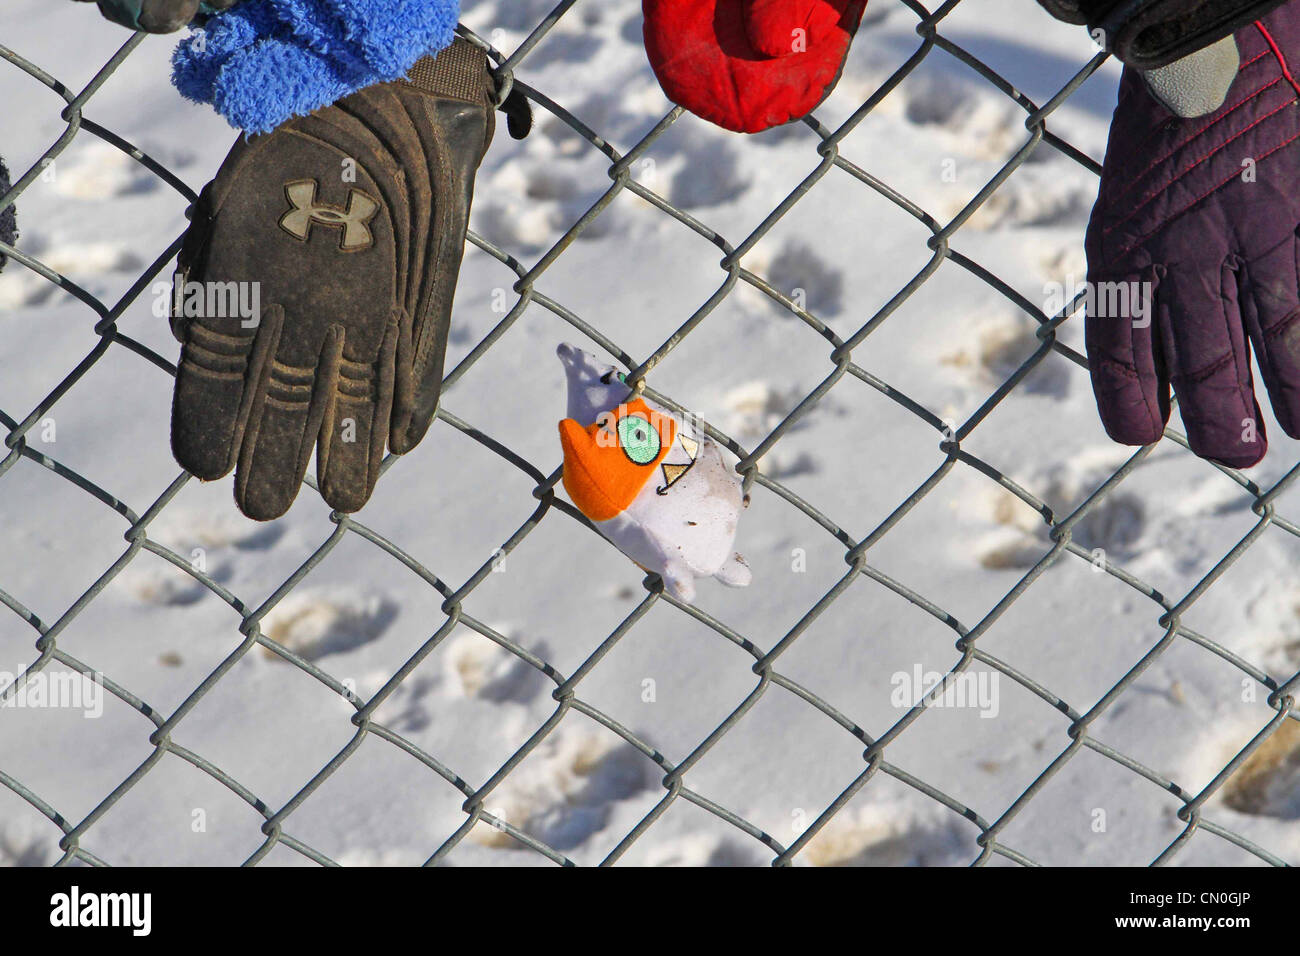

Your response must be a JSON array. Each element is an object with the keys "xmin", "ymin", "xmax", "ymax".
[
  {"xmin": 642, "ymin": 0, "xmax": 870, "ymax": 133},
  {"xmin": 556, "ymin": 343, "xmax": 751, "ymax": 602},
  {"xmin": 1037, "ymin": 0, "xmax": 1290, "ymax": 68},
  {"xmin": 170, "ymin": 38, "xmax": 528, "ymax": 520},
  {"xmin": 1083, "ymin": 1, "xmax": 1300, "ymax": 468},
  {"xmin": 0, "ymin": 157, "xmax": 15, "ymax": 275}
]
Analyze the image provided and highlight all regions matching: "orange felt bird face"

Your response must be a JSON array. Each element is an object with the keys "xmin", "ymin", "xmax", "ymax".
[{"xmin": 559, "ymin": 398, "xmax": 677, "ymax": 522}]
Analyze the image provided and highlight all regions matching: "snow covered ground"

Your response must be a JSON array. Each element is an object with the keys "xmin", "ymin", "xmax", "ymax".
[{"xmin": 0, "ymin": 0, "xmax": 1298, "ymax": 866}]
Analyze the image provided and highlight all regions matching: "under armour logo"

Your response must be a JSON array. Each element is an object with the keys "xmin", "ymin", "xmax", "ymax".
[{"xmin": 279, "ymin": 180, "xmax": 379, "ymax": 252}]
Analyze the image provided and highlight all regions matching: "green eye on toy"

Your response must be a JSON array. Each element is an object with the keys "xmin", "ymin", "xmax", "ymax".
[{"xmin": 618, "ymin": 414, "xmax": 660, "ymax": 465}]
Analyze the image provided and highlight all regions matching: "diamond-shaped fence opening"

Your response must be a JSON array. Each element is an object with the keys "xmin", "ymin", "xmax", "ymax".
[{"xmin": 1, "ymin": 0, "xmax": 1298, "ymax": 867}]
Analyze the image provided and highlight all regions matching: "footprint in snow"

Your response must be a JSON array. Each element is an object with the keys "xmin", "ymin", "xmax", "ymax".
[
  {"xmin": 0, "ymin": 269, "xmax": 57, "ymax": 309},
  {"xmin": 643, "ymin": 834, "xmax": 761, "ymax": 867},
  {"xmin": 335, "ymin": 848, "xmax": 424, "ymax": 866},
  {"xmin": 942, "ymin": 310, "xmax": 1070, "ymax": 399},
  {"xmin": 151, "ymin": 508, "xmax": 287, "ymax": 552},
  {"xmin": 764, "ymin": 240, "xmax": 844, "ymax": 316},
  {"xmin": 524, "ymin": 168, "xmax": 582, "ymax": 203},
  {"xmin": 619, "ymin": 9, "xmax": 644, "ymax": 44},
  {"xmin": 962, "ymin": 173, "xmax": 1094, "ymax": 231},
  {"xmin": 48, "ymin": 142, "xmax": 158, "ymax": 200},
  {"xmin": 0, "ymin": 824, "xmax": 52, "ymax": 867},
  {"xmin": 525, "ymin": 31, "xmax": 605, "ymax": 70},
  {"xmin": 903, "ymin": 70, "xmax": 973, "ymax": 129},
  {"xmin": 470, "ymin": 729, "xmax": 653, "ymax": 852},
  {"xmin": 511, "ymin": 163, "xmax": 616, "ymax": 242},
  {"xmin": 120, "ymin": 559, "xmax": 232, "ymax": 607},
  {"xmin": 471, "ymin": 196, "xmax": 562, "ymax": 253},
  {"xmin": 801, "ymin": 801, "xmax": 969, "ymax": 866},
  {"xmin": 381, "ymin": 674, "xmax": 438, "ymax": 734},
  {"xmin": 724, "ymin": 380, "xmax": 813, "ymax": 439},
  {"xmin": 1222, "ymin": 719, "xmax": 1300, "ymax": 820},
  {"xmin": 123, "ymin": 508, "xmax": 287, "ymax": 607},
  {"xmin": 975, "ymin": 452, "xmax": 1146, "ymax": 570},
  {"xmin": 488, "ymin": 0, "xmax": 561, "ymax": 32},
  {"xmin": 902, "ymin": 71, "xmax": 1030, "ymax": 165},
  {"xmin": 260, "ymin": 589, "xmax": 397, "ymax": 662},
  {"xmin": 667, "ymin": 131, "xmax": 748, "ymax": 208},
  {"xmin": 445, "ymin": 630, "xmax": 551, "ymax": 705},
  {"xmin": 0, "ymin": 240, "xmax": 145, "ymax": 305},
  {"xmin": 723, "ymin": 379, "xmax": 824, "ymax": 480}
]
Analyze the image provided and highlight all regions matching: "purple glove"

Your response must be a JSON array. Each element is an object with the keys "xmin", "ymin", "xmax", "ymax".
[{"xmin": 1085, "ymin": 2, "xmax": 1300, "ymax": 468}]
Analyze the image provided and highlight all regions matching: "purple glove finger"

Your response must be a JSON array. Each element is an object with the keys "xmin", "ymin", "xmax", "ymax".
[
  {"xmin": 1158, "ymin": 260, "xmax": 1268, "ymax": 466},
  {"xmin": 1238, "ymin": 229, "xmax": 1300, "ymax": 435},
  {"xmin": 1085, "ymin": 266, "xmax": 1170, "ymax": 445}
]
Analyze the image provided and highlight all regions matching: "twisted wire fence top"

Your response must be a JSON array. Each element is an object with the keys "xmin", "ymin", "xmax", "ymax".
[{"xmin": 0, "ymin": 0, "xmax": 1297, "ymax": 867}]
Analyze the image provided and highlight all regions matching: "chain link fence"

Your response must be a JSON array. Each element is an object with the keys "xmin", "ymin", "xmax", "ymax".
[{"xmin": 1, "ymin": 0, "xmax": 1298, "ymax": 867}]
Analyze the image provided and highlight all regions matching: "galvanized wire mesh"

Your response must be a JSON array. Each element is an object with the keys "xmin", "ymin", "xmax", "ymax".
[{"xmin": 1, "ymin": 0, "xmax": 1298, "ymax": 868}]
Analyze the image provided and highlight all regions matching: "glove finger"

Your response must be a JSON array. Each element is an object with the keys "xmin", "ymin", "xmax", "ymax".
[
  {"xmin": 316, "ymin": 319, "xmax": 398, "ymax": 513},
  {"xmin": 1113, "ymin": 0, "xmax": 1290, "ymax": 70},
  {"xmin": 137, "ymin": 0, "xmax": 199, "ymax": 31},
  {"xmin": 386, "ymin": 46, "xmax": 497, "ymax": 454},
  {"xmin": 388, "ymin": 295, "xmax": 451, "ymax": 455},
  {"xmin": 171, "ymin": 299, "xmax": 265, "ymax": 482},
  {"xmin": 91, "ymin": 0, "xmax": 199, "ymax": 32},
  {"xmin": 1085, "ymin": 267, "xmax": 1170, "ymax": 446},
  {"xmin": 330, "ymin": 80, "xmax": 425, "ymax": 338},
  {"xmin": 1162, "ymin": 260, "xmax": 1267, "ymax": 467},
  {"xmin": 306, "ymin": 84, "xmax": 422, "ymax": 455},
  {"xmin": 232, "ymin": 313, "xmax": 335, "ymax": 520},
  {"xmin": 743, "ymin": 0, "xmax": 843, "ymax": 57},
  {"xmin": 1036, "ymin": 0, "xmax": 1090, "ymax": 25},
  {"xmin": 1239, "ymin": 231, "xmax": 1300, "ymax": 438}
]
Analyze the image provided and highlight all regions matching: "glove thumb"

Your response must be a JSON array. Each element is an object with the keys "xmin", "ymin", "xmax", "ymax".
[
  {"xmin": 743, "ymin": 0, "xmax": 821, "ymax": 56},
  {"xmin": 1140, "ymin": 34, "xmax": 1241, "ymax": 118},
  {"xmin": 94, "ymin": 0, "xmax": 199, "ymax": 32},
  {"xmin": 743, "ymin": 0, "xmax": 861, "ymax": 58}
]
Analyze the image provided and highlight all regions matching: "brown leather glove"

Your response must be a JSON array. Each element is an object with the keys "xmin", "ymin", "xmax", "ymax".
[{"xmin": 170, "ymin": 39, "xmax": 529, "ymax": 519}]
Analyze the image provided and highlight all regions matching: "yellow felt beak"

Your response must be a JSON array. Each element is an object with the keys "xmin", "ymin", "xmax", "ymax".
[{"xmin": 558, "ymin": 400, "xmax": 674, "ymax": 522}]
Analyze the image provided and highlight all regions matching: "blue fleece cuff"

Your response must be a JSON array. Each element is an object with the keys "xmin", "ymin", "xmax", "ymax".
[{"xmin": 172, "ymin": 0, "xmax": 461, "ymax": 135}]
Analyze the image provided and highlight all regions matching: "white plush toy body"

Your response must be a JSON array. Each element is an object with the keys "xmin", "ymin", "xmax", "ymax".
[{"xmin": 556, "ymin": 343, "xmax": 751, "ymax": 602}]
